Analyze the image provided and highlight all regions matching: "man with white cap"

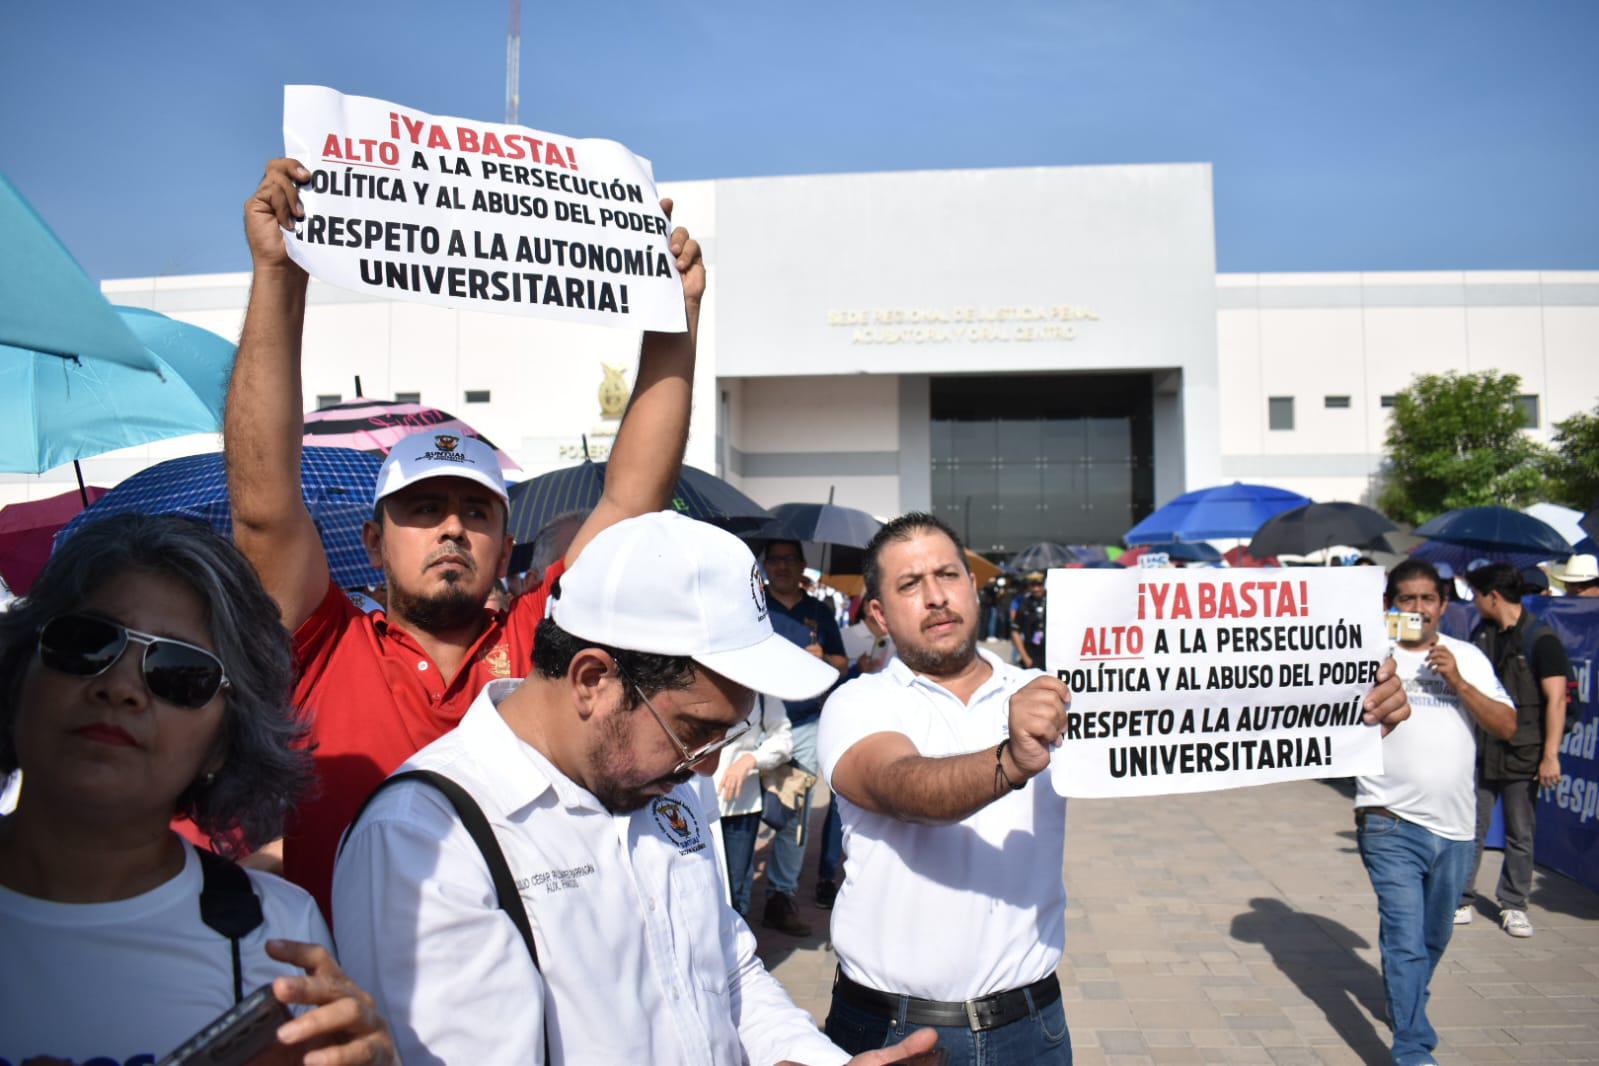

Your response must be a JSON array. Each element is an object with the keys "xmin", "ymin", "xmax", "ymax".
[
  {"xmin": 225, "ymin": 157, "xmax": 705, "ymax": 915},
  {"xmin": 332, "ymin": 512, "xmax": 938, "ymax": 1065},
  {"xmin": 1552, "ymin": 553, "xmax": 1599, "ymax": 597}
]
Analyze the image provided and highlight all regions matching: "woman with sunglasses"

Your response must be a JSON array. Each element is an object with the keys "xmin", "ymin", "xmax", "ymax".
[{"xmin": 0, "ymin": 513, "xmax": 394, "ymax": 1065}]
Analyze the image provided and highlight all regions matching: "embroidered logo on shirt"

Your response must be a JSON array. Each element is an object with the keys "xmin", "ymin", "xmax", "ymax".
[
  {"xmin": 750, "ymin": 563, "xmax": 769, "ymax": 622},
  {"xmin": 483, "ymin": 642, "xmax": 512, "ymax": 678},
  {"xmin": 651, "ymin": 797, "xmax": 705, "ymax": 854}
]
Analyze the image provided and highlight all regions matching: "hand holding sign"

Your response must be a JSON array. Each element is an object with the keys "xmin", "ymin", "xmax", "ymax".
[
  {"xmin": 1007, "ymin": 675, "xmax": 1072, "ymax": 779},
  {"xmin": 245, "ymin": 157, "xmax": 312, "ymax": 276}
]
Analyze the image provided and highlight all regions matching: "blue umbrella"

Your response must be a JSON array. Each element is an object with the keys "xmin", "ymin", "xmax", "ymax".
[
  {"xmin": 1142, "ymin": 541, "xmax": 1224, "ymax": 564},
  {"xmin": 0, "ymin": 305, "xmax": 233, "ymax": 476},
  {"xmin": 1124, "ymin": 482, "xmax": 1311, "ymax": 545},
  {"xmin": 507, "ymin": 460, "xmax": 770, "ymax": 570},
  {"xmin": 58, "ymin": 447, "xmax": 384, "ymax": 589},
  {"xmin": 0, "ymin": 174, "xmax": 151, "ymax": 371},
  {"xmin": 1410, "ymin": 540, "xmax": 1556, "ymax": 573},
  {"xmin": 1412, "ymin": 505, "xmax": 1571, "ymax": 566}
]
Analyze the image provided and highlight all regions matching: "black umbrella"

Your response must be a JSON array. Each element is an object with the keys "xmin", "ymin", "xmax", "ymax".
[
  {"xmin": 507, "ymin": 460, "xmax": 770, "ymax": 571},
  {"xmin": 749, "ymin": 500, "xmax": 882, "ymax": 575},
  {"xmin": 1413, "ymin": 505, "xmax": 1571, "ymax": 562},
  {"xmin": 1249, "ymin": 502, "xmax": 1397, "ymax": 558},
  {"xmin": 1008, "ymin": 542, "xmax": 1081, "ymax": 572}
]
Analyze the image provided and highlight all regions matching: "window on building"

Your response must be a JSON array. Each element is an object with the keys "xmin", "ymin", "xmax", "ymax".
[
  {"xmin": 1516, "ymin": 394, "xmax": 1540, "ymax": 428},
  {"xmin": 315, "ymin": 394, "xmax": 342, "ymax": 409},
  {"xmin": 1268, "ymin": 397, "xmax": 1294, "ymax": 431},
  {"xmin": 394, "ymin": 391, "xmax": 421, "ymax": 404},
  {"xmin": 1380, "ymin": 395, "xmax": 1397, "ymax": 408},
  {"xmin": 464, "ymin": 389, "xmax": 491, "ymax": 404},
  {"xmin": 1324, "ymin": 395, "xmax": 1351, "ymax": 409}
]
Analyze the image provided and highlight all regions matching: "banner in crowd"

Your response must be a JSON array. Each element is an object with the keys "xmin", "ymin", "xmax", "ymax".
[
  {"xmin": 1443, "ymin": 598, "xmax": 1599, "ymax": 893},
  {"xmin": 282, "ymin": 85, "xmax": 685, "ymax": 331},
  {"xmin": 1045, "ymin": 568, "xmax": 1387, "ymax": 798}
]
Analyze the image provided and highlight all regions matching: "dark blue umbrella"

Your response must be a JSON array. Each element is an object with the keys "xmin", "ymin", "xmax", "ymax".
[
  {"xmin": 507, "ymin": 460, "xmax": 770, "ymax": 569},
  {"xmin": 1413, "ymin": 505, "xmax": 1571, "ymax": 566},
  {"xmin": 1582, "ymin": 505, "xmax": 1597, "ymax": 544},
  {"xmin": 1411, "ymin": 540, "xmax": 1559, "ymax": 573},
  {"xmin": 1125, "ymin": 482, "xmax": 1310, "ymax": 545},
  {"xmin": 58, "ymin": 447, "xmax": 383, "ymax": 589}
]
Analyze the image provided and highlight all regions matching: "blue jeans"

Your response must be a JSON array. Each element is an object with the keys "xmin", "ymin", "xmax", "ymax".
[
  {"xmin": 1358, "ymin": 812, "xmax": 1474, "ymax": 1066},
  {"xmin": 721, "ymin": 812, "xmax": 761, "ymax": 915},
  {"xmin": 825, "ymin": 985, "xmax": 1071, "ymax": 1066},
  {"xmin": 768, "ymin": 719, "xmax": 819, "ymax": 897},
  {"xmin": 819, "ymin": 800, "xmax": 843, "ymax": 882}
]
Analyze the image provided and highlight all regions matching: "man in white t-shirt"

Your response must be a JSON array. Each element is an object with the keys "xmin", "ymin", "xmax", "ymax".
[
  {"xmin": 333, "ymin": 512, "xmax": 937, "ymax": 1065},
  {"xmin": 818, "ymin": 513, "xmax": 1417, "ymax": 1066},
  {"xmin": 1356, "ymin": 559, "xmax": 1515, "ymax": 1066}
]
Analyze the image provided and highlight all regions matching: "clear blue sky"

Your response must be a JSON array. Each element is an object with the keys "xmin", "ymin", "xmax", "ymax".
[{"xmin": 4, "ymin": 0, "xmax": 1595, "ymax": 280}]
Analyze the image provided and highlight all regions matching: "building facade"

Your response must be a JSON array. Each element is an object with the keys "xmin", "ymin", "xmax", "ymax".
[{"xmin": 7, "ymin": 163, "xmax": 1594, "ymax": 559}]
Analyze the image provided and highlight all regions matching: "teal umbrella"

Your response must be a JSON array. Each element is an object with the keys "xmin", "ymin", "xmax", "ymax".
[
  {"xmin": 0, "ymin": 305, "xmax": 234, "ymax": 476},
  {"xmin": 0, "ymin": 174, "xmax": 152, "ymax": 371}
]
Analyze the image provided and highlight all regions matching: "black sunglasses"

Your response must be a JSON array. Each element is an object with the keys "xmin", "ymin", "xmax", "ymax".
[{"xmin": 38, "ymin": 613, "xmax": 231, "ymax": 709}]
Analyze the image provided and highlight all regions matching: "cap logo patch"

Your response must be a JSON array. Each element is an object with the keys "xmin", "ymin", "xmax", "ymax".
[
  {"xmin": 750, "ymin": 562, "xmax": 769, "ymax": 622},
  {"xmin": 419, "ymin": 433, "xmax": 475, "ymax": 465},
  {"xmin": 650, "ymin": 797, "xmax": 704, "ymax": 854}
]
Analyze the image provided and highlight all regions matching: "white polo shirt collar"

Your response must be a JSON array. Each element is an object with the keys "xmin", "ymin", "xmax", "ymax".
[{"xmin": 454, "ymin": 677, "xmax": 608, "ymax": 816}]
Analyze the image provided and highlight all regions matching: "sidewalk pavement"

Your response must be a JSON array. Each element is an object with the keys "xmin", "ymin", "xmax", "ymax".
[{"xmin": 752, "ymin": 777, "xmax": 1599, "ymax": 1064}]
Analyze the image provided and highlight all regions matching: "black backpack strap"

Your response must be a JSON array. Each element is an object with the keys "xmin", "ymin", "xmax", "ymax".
[
  {"xmin": 344, "ymin": 769, "xmax": 550, "ymax": 1060},
  {"xmin": 196, "ymin": 847, "xmax": 264, "ymax": 1004}
]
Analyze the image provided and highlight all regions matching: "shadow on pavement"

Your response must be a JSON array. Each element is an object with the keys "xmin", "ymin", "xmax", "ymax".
[
  {"xmin": 1230, "ymin": 897, "xmax": 1389, "ymax": 1066},
  {"xmin": 1528, "ymin": 864, "xmax": 1599, "ymax": 921}
]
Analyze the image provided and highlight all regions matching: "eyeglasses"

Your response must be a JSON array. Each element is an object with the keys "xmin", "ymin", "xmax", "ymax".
[
  {"xmin": 38, "ymin": 613, "xmax": 231, "ymax": 709},
  {"xmin": 625, "ymin": 676, "xmax": 750, "ymax": 777}
]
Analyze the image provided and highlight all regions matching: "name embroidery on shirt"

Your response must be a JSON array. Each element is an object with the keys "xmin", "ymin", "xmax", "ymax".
[
  {"xmin": 518, "ymin": 863, "xmax": 596, "ymax": 894},
  {"xmin": 650, "ymin": 798, "xmax": 705, "ymax": 854}
]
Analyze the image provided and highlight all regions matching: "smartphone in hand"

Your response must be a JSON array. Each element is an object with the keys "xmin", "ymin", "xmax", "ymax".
[{"xmin": 158, "ymin": 984, "xmax": 290, "ymax": 1066}]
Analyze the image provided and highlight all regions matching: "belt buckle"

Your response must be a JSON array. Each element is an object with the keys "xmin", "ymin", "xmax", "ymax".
[{"xmin": 964, "ymin": 999, "xmax": 983, "ymax": 1031}]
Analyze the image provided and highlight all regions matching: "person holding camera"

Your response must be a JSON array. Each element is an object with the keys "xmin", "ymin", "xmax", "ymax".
[{"xmin": 1356, "ymin": 559, "xmax": 1515, "ymax": 1066}]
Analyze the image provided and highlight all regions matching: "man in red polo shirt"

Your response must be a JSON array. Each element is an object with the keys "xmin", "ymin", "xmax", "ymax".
[{"xmin": 225, "ymin": 157, "xmax": 705, "ymax": 915}]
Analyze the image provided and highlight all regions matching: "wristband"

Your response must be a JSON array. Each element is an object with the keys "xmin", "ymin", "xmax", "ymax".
[{"xmin": 995, "ymin": 740, "xmax": 1026, "ymax": 793}]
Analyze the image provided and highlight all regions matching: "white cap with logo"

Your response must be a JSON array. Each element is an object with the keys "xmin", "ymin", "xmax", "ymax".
[
  {"xmin": 550, "ymin": 511, "xmax": 839, "ymax": 702},
  {"xmin": 373, "ymin": 430, "xmax": 509, "ymax": 507}
]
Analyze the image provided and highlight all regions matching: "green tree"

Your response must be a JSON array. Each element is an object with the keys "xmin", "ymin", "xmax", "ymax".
[
  {"xmin": 1547, "ymin": 404, "xmax": 1599, "ymax": 511},
  {"xmin": 1377, "ymin": 371, "xmax": 1550, "ymax": 525}
]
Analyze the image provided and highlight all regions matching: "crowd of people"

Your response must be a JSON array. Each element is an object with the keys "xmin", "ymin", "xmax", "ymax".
[{"xmin": 0, "ymin": 154, "xmax": 1589, "ymax": 1066}]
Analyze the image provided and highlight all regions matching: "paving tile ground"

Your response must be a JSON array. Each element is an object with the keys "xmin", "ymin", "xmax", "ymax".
[{"xmin": 750, "ymin": 772, "xmax": 1599, "ymax": 1064}]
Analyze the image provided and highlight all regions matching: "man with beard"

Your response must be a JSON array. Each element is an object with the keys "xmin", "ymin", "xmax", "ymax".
[
  {"xmin": 225, "ymin": 158, "xmax": 704, "ymax": 915},
  {"xmin": 816, "ymin": 513, "xmax": 1417, "ymax": 1065},
  {"xmin": 332, "ymin": 512, "xmax": 938, "ymax": 1065}
]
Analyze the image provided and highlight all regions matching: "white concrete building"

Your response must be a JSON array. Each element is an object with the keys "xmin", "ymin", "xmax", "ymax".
[{"xmin": 6, "ymin": 163, "xmax": 1595, "ymax": 559}]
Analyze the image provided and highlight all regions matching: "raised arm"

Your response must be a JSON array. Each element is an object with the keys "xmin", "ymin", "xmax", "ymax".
[
  {"xmin": 829, "ymin": 676, "xmax": 1069, "ymax": 825},
  {"xmin": 225, "ymin": 159, "xmax": 330, "ymax": 631},
  {"xmin": 564, "ymin": 199, "xmax": 704, "ymax": 564}
]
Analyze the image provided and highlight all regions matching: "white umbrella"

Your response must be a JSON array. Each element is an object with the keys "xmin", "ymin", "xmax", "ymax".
[{"xmin": 1523, "ymin": 503, "xmax": 1586, "ymax": 548}]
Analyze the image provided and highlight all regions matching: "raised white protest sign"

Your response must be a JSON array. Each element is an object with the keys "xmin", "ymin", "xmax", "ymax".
[
  {"xmin": 282, "ymin": 85, "xmax": 685, "ymax": 331},
  {"xmin": 1045, "ymin": 567, "xmax": 1386, "ymax": 798}
]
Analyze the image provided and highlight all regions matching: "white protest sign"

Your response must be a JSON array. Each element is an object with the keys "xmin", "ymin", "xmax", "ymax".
[
  {"xmin": 1044, "ymin": 567, "xmax": 1387, "ymax": 798},
  {"xmin": 282, "ymin": 85, "xmax": 685, "ymax": 331}
]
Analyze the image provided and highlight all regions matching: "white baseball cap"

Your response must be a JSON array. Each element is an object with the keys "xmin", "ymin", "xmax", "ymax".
[
  {"xmin": 373, "ymin": 430, "xmax": 509, "ymax": 506},
  {"xmin": 1552, "ymin": 553, "xmax": 1599, "ymax": 585},
  {"xmin": 550, "ymin": 511, "xmax": 839, "ymax": 702}
]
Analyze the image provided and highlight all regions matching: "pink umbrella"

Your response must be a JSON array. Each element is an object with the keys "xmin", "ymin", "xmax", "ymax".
[
  {"xmin": 0, "ymin": 486, "xmax": 108, "ymax": 594},
  {"xmin": 303, "ymin": 399, "xmax": 520, "ymax": 471}
]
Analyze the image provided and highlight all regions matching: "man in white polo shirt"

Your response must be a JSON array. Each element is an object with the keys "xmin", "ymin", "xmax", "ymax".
[
  {"xmin": 332, "ymin": 511, "xmax": 936, "ymax": 1065},
  {"xmin": 818, "ymin": 513, "xmax": 1417, "ymax": 1065}
]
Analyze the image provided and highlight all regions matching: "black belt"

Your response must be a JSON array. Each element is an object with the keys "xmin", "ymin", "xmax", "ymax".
[
  {"xmin": 1355, "ymin": 806, "xmax": 1403, "ymax": 827},
  {"xmin": 832, "ymin": 968, "xmax": 1061, "ymax": 1032}
]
